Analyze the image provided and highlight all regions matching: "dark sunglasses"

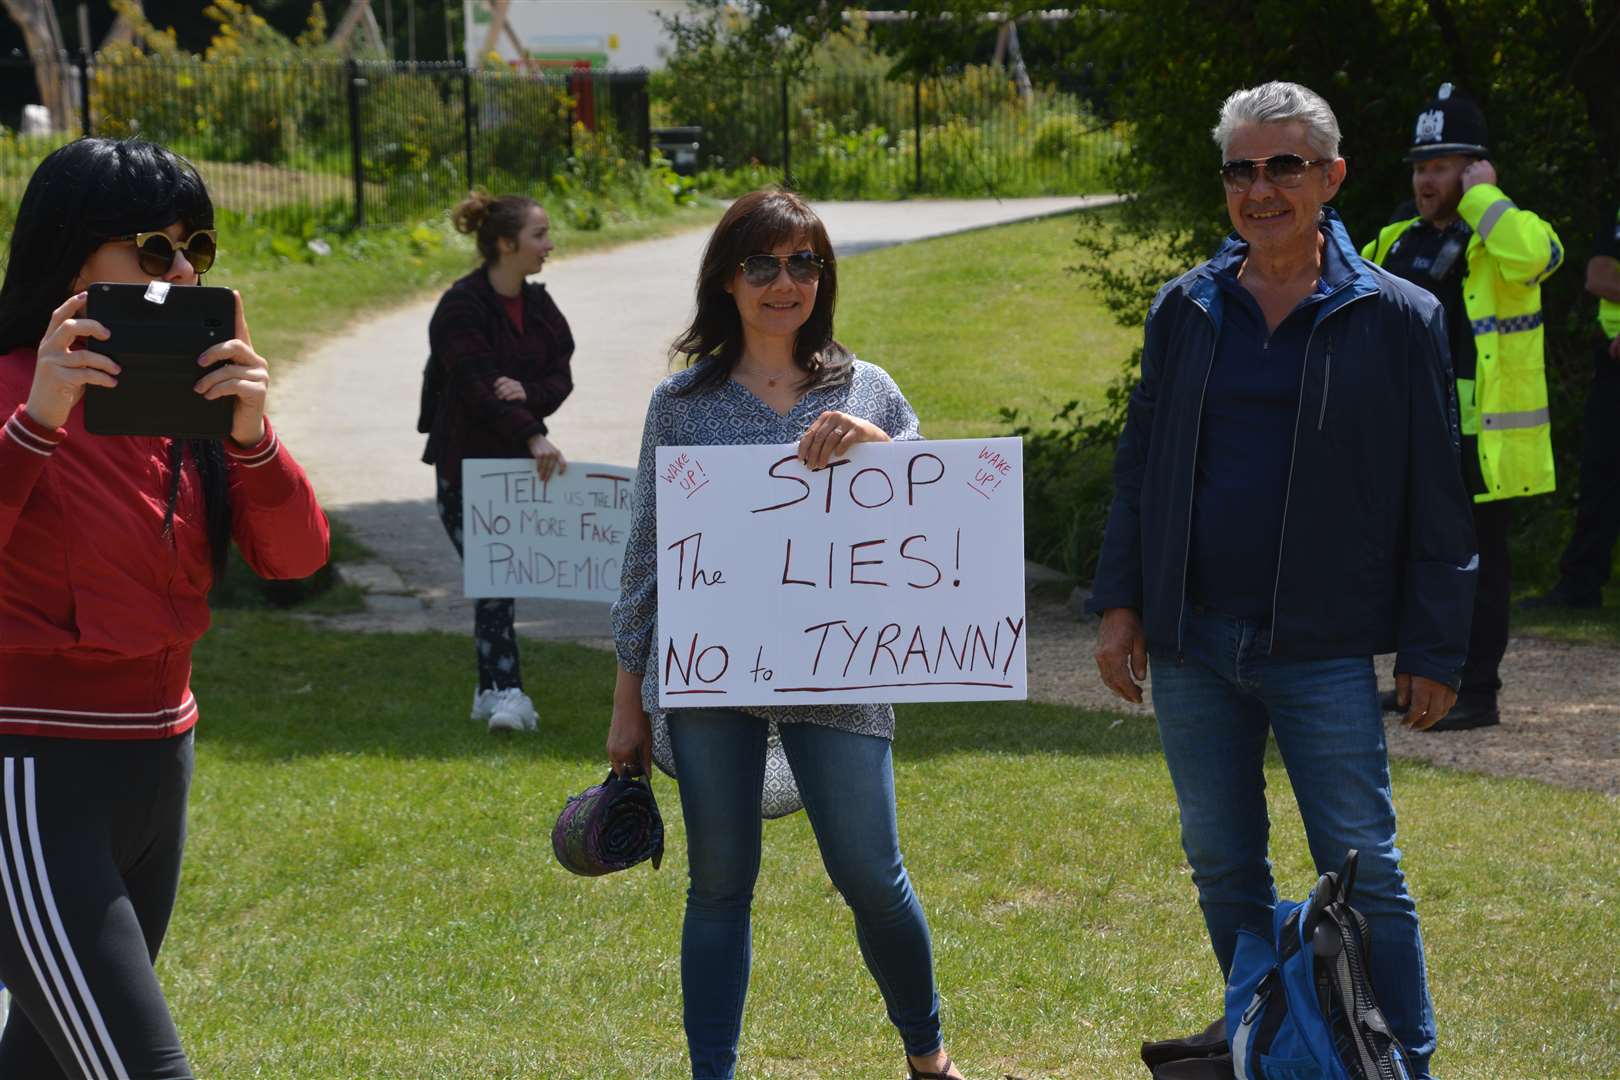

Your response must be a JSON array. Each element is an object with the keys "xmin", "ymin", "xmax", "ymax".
[
  {"xmin": 738, "ymin": 250, "xmax": 825, "ymax": 287},
  {"xmin": 112, "ymin": 229, "xmax": 219, "ymax": 276},
  {"xmin": 1219, "ymin": 155, "xmax": 1330, "ymax": 192}
]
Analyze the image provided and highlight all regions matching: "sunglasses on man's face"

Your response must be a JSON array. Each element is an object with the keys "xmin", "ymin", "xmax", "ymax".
[
  {"xmin": 113, "ymin": 229, "xmax": 218, "ymax": 276},
  {"xmin": 1219, "ymin": 155, "xmax": 1330, "ymax": 193},
  {"xmin": 738, "ymin": 250, "xmax": 825, "ymax": 287}
]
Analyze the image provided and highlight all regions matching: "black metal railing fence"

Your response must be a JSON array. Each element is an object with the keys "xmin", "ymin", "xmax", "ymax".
[
  {"xmin": 655, "ymin": 66, "xmax": 1122, "ymax": 199},
  {"xmin": 1, "ymin": 51, "xmax": 1120, "ymax": 230}
]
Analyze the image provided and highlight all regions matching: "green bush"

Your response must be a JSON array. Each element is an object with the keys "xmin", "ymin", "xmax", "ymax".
[
  {"xmin": 1032, "ymin": 113, "xmax": 1092, "ymax": 162},
  {"xmin": 1003, "ymin": 400, "xmax": 1123, "ymax": 581}
]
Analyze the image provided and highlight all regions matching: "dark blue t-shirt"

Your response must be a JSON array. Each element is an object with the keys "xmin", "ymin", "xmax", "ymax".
[{"xmin": 1186, "ymin": 240, "xmax": 1352, "ymax": 621}]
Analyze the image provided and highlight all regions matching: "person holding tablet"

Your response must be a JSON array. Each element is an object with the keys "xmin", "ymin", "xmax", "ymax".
[
  {"xmin": 422, "ymin": 191, "xmax": 575, "ymax": 734},
  {"xmin": 0, "ymin": 138, "xmax": 328, "ymax": 1079},
  {"xmin": 606, "ymin": 190, "xmax": 965, "ymax": 1080}
]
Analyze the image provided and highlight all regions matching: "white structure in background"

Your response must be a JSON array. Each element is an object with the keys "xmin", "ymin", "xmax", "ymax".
[
  {"xmin": 20, "ymin": 104, "xmax": 53, "ymax": 136},
  {"xmin": 463, "ymin": 0, "xmax": 698, "ymax": 70}
]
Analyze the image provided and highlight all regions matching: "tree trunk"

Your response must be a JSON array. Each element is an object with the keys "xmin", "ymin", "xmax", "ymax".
[{"xmin": 1, "ymin": 0, "xmax": 72, "ymax": 130}]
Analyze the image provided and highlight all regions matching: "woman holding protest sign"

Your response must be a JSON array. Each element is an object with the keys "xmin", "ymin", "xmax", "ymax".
[
  {"xmin": 0, "ymin": 137, "xmax": 328, "ymax": 1079},
  {"xmin": 423, "ymin": 191, "xmax": 575, "ymax": 733},
  {"xmin": 607, "ymin": 190, "xmax": 965, "ymax": 1080}
]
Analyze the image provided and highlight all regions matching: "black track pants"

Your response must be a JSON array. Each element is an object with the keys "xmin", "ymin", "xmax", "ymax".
[
  {"xmin": 1557, "ymin": 349, "xmax": 1620, "ymax": 596},
  {"xmin": 1459, "ymin": 499, "xmax": 1512, "ymax": 698},
  {"xmin": 0, "ymin": 733, "xmax": 195, "ymax": 1080}
]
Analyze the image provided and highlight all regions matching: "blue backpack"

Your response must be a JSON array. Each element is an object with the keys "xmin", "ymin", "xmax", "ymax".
[{"xmin": 1224, "ymin": 852, "xmax": 1414, "ymax": 1080}]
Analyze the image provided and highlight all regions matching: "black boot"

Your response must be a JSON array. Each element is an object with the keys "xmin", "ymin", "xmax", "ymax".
[
  {"xmin": 1426, "ymin": 691, "xmax": 1500, "ymax": 731},
  {"xmin": 1519, "ymin": 583, "xmax": 1602, "ymax": 610}
]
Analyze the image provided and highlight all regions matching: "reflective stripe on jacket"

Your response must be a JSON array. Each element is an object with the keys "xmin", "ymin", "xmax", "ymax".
[{"xmin": 1364, "ymin": 183, "xmax": 1563, "ymax": 502}]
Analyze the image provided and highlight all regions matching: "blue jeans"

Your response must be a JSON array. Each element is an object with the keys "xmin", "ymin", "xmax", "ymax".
[
  {"xmin": 668, "ymin": 710, "xmax": 941, "ymax": 1080},
  {"xmin": 1149, "ymin": 609, "xmax": 1437, "ymax": 1079}
]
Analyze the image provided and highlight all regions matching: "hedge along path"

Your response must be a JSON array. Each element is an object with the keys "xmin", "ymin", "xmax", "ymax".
[{"xmin": 271, "ymin": 196, "xmax": 1117, "ymax": 643}]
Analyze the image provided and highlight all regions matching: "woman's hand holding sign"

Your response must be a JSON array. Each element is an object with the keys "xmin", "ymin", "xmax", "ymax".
[
  {"xmin": 798, "ymin": 409, "xmax": 888, "ymax": 470},
  {"xmin": 527, "ymin": 432, "xmax": 567, "ymax": 482}
]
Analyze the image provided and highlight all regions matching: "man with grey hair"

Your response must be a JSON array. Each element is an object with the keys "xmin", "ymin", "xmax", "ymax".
[{"xmin": 1088, "ymin": 81, "xmax": 1477, "ymax": 1079}]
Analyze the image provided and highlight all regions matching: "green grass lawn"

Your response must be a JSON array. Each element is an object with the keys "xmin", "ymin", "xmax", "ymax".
[
  {"xmin": 837, "ymin": 212, "xmax": 1139, "ymax": 440},
  {"xmin": 166, "ymin": 615, "xmax": 1620, "ymax": 1079},
  {"xmin": 1510, "ymin": 582, "xmax": 1620, "ymax": 647},
  {"xmin": 100, "ymin": 208, "xmax": 1617, "ymax": 1077}
]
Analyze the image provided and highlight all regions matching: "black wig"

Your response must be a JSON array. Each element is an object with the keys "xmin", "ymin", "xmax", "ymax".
[{"xmin": 0, "ymin": 138, "xmax": 232, "ymax": 580}]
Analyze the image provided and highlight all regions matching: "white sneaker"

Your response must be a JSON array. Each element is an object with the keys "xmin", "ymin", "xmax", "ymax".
[{"xmin": 481, "ymin": 687, "xmax": 538, "ymax": 733}]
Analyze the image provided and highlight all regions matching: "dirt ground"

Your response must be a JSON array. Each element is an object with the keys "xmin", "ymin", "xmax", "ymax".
[{"xmin": 1026, "ymin": 592, "xmax": 1620, "ymax": 797}]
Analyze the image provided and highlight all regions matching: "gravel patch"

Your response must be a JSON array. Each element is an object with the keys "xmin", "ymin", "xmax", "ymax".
[{"xmin": 1026, "ymin": 592, "xmax": 1620, "ymax": 797}]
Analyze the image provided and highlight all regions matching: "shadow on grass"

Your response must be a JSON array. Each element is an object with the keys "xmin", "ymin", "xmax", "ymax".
[
  {"xmin": 318, "ymin": 497, "xmax": 619, "ymax": 638},
  {"xmin": 1510, "ymin": 583, "xmax": 1620, "ymax": 648},
  {"xmin": 193, "ymin": 611, "xmax": 1163, "ymax": 765}
]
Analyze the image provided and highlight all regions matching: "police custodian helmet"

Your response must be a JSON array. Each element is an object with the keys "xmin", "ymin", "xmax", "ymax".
[{"xmin": 1405, "ymin": 82, "xmax": 1489, "ymax": 162}]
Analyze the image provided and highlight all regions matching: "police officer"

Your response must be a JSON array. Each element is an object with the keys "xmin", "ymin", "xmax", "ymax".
[
  {"xmin": 1524, "ymin": 203, "xmax": 1620, "ymax": 609},
  {"xmin": 1364, "ymin": 83, "xmax": 1565, "ymax": 730}
]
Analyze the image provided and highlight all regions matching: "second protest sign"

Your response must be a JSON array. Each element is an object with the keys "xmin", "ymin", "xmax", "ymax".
[
  {"xmin": 462, "ymin": 459, "xmax": 635, "ymax": 602},
  {"xmin": 655, "ymin": 437, "xmax": 1026, "ymax": 706}
]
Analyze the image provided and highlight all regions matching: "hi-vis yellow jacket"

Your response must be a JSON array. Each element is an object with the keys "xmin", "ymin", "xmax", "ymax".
[{"xmin": 1364, "ymin": 183, "xmax": 1564, "ymax": 502}]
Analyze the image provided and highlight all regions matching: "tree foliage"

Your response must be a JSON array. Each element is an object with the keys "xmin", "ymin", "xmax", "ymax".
[
  {"xmin": 1070, "ymin": 0, "xmax": 1620, "ymax": 573},
  {"xmin": 660, "ymin": 0, "xmax": 1102, "ymax": 76}
]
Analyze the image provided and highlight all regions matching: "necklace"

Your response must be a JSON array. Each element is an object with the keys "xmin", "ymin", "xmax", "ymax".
[{"xmin": 737, "ymin": 364, "xmax": 792, "ymax": 388}]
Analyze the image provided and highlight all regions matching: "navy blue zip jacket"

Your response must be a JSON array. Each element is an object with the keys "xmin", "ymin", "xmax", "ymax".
[{"xmin": 1085, "ymin": 209, "xmax": 1478, "ymax": 687}]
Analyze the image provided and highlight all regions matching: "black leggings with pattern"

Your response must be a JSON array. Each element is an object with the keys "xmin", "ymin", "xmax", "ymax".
[{"xmin": 437, "ymin": 476, "xmax": 524, "ymax": 692}]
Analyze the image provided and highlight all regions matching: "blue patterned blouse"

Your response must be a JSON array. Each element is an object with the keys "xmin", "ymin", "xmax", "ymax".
[{"xmin": 611, "ymin": 356, "xmax": 922, "ymax": 816}]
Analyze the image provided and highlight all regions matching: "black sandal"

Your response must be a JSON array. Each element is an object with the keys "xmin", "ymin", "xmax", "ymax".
[{"xmin": 906, "ymin": 1055, "xmax": 956, "ymax": 1079}]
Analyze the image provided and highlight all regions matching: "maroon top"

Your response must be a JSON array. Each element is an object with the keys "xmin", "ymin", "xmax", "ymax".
[{"xmin": 423, "ymin": 268, "xmax": 575, "ymax": 482}]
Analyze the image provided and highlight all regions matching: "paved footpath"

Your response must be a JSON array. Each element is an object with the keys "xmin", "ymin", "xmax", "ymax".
[{"xmin": 273, "ymin": 196, "xmax": 1117, "ymax": 641}]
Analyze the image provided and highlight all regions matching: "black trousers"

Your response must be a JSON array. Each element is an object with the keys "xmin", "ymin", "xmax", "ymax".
[
  {"xmin": 0, "ymin": 733, "xmax": 195, "ymax": 1080},
  {"xmin": 436, "ymin": 474, "xmax": 525, "ymax": 692},
  {"xmin": 1460, "ymin": 499, "xmax": 1512, "ymax": 698},
  {"xmin": 1556, "ymin": 346, "xmax": 1620, "ymax": 597}
]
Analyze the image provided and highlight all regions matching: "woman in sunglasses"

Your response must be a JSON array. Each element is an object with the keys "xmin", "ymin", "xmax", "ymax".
[
  {"xmin": 422, "ymin": 190, "xmax": 573, "ymax": 733},
  {"xmin": 607, "ymin": 190, "xmax": 965, "ymax": 1080},
  {"xmin": 0, "ymin": 138, "xmax": 328, "ymax": 1078}
]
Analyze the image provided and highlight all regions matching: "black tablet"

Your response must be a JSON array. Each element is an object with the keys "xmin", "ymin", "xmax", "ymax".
[{"xmin": 82, "ymin": 282, "xmax": 237, "ymax": 438}]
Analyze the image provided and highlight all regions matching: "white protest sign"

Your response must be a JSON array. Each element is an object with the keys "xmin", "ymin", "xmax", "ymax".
[
  {"xmin": 461, "ymin": 459, "xmax": 635, "ymax": 601},
  {"xmin": 654, "ymin": 437, "xmax": 1025, "ymax": 706}
]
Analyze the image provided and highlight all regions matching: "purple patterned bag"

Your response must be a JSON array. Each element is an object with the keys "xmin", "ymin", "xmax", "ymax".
[{"xmin": 552, "ymin": 771, "xmax": 664, "ymax": 876}]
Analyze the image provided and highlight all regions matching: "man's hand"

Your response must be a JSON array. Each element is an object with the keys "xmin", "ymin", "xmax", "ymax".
[
  {"xmin": 1609, "ymin": 334, "xmax": 1619, "ymax": 362},
  {"xmin": 1461, "ymin": 158, "xmax": 1497, "ymax": 193},
  {"xmin": 1095, "ymin": 607, "xmax": 1148, "ymax": 704},
  {"xmin": 1394, "ymin": 673, "xmax": 1458, "ymax": 730}
]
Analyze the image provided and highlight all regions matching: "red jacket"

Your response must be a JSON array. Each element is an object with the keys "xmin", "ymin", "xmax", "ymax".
[{"xmin": 0, "ymin": 347, "xmax": 330, "ymax": 739}]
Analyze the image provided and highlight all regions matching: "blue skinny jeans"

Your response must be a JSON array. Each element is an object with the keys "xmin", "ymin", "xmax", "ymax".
[
  {"xmin": 1149, "ymin": 609, "xmax": 1438, "ymax": 1079},
  {"xmin": 667, "ymin": 709, "xmax": 941, "ymax": 1080}
]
